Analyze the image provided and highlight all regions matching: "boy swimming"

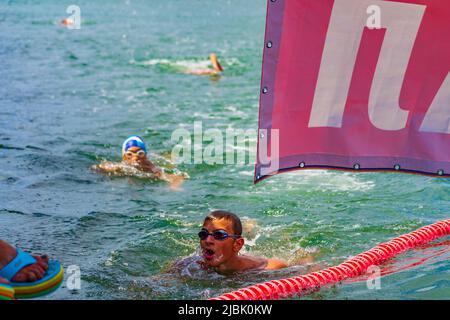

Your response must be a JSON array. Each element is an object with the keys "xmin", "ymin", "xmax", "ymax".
[
  {"xmin": 185, "ymin": 53, "xmax": 223, "ymax": 76},
  {"xmin": 92, "ymin": 135, "xmax": 186, "ymax": 189},
  {"xmin": 198, "ymin": 210, "xmax": 288, "ymax": 275}
]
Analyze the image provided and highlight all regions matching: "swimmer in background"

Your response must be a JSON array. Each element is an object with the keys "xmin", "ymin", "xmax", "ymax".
[
  {"xmin": 60, "ymin": 18, "xmax": 75, "ymax": 27},
  {"xmin": 185, "ymin": 53, "xmax": 223, "ymax": 76},
  {"xmin": 198, "ymin": 210, "xmax": 288, "ymax": 275},
  {"xmin": 91, "ymin": 135, "xmax": 186, "ymax": 189}
]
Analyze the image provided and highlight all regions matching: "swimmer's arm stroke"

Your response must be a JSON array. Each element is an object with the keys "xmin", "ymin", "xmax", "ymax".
[
  {"xmin": 90, "ymin": 161, "xmax": 125, "ymax": 175},
  {"xmin": 160, "ymin": 171, "xmax": 186, "ymax": 191}
]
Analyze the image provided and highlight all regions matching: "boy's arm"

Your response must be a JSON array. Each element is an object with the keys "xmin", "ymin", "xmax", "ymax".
[
  {"xmin": 163, "ymin": 173, "xmax": 185, "ymax": 190},
  {"xmin": 91, "ymin": 161, "xmax": 123, "ymax": 174},
  {"xmin": 146, "ymin": 160, "xmax": 186, "ymax": 190},
  {"xmin": 140, "ymin": 159, "xmax": 162, "ymax": 176},
  {"xmin": 265, "ymin": 258, "xmax": 289, "ymax": 270}
]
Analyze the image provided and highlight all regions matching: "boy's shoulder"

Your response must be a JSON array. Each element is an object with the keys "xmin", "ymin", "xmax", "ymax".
[
  {"xmin": 238, "ymin": 255, "xmax": 287, "ymax": 271},
  {"xmin": 264, "ymin": 258, "xmax": 288, "ymax": 270}
]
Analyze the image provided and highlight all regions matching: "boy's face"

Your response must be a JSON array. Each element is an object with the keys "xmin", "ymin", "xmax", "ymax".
[
  {"xmin": 200, "ymin": 218, "xmax": 243, "ymax": 268},
  {"xmin": 123, "ymin": 146, "xmax": 147, "ymax": 165}
]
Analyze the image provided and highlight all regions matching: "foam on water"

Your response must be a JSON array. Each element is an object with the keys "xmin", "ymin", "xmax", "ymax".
[
  {"xmin": 134, "ymin": 57, "xmax": 242, "ymax": 72},
  {"xmin": 141, "ymin": 58, "xmax": 211, "ymax": 70},
  {"xmin": 259, "ymin": 171, "xmax": 376, "ymax": 192}
]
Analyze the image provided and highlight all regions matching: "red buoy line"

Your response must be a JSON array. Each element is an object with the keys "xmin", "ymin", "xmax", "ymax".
[{"xmin": 210, "ymin": 219, "xmax": 450, "ymax": 300}]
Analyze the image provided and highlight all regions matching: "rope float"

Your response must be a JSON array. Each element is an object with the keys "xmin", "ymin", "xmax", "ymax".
[{"xmin": 210, "ymin": 219, "xmax": 450, "ymax": 300}]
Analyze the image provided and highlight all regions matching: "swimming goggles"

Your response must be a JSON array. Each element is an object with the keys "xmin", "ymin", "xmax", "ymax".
[
  {"xmin": 124, "ymin": 149, "xmax": 146, "ymax": 158},
  {"xmin": 198, "ymin": 229, "xmax": 241, "ymax": 241}
]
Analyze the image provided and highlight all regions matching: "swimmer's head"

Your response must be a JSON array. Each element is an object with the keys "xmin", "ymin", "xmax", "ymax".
[
  {"xmin": 122, "ymin": 135, "xmax": 148, "ymax": 164},
  {"xmin": 210, "ymin": 53, "xmax": 223, "ymax": 72},
  {"xmin": 199, "ymin": 210, "xmax": 244, "ymax": 268}
]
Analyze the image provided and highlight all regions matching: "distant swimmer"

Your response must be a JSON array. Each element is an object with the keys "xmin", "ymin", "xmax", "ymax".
[
  {"xmin": 185, "ymin": 53, "xmax": 223, "ymax": 76},
  {"xmin": 91, "ymin": 135, "xmax": 187, "ymax": 189},
  {"xmin": 197, "ymin": 210, "xmax": 288, "ymax": 275},
  {"xmin": 60, "ymin": 18, "xmax": 75, "ymax": 27}
]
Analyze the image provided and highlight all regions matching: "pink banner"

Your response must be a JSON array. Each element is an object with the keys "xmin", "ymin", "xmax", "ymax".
[{"xmin": 255, "ymin": 0, "xmax": 450, "ymax": 182}]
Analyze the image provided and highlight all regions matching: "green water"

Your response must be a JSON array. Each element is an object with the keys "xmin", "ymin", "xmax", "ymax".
[{"xmin": 0, "ymin": 0, "xmax": 448, "ymax": 300}]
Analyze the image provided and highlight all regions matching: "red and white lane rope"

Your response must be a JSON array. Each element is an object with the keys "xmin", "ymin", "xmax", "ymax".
[{"xmin": 210, "ymin": 219, "xmax": 450, "ymax": 300}]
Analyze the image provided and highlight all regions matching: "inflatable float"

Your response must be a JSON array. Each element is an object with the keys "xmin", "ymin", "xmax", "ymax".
[
  {"xmin": 210, "ymin": 219, "xmax": 450, "ymax": 300},
  {"xmin": 0, "ymin": 284, "xmax": 15, "ymax": 300},
  {"xmin": 0, "ymin": 249, "xmax": 64, "ymax": 299},
  {"xmin": 12, "ymin": 260, "xmax": 64, "ymax": 299}
]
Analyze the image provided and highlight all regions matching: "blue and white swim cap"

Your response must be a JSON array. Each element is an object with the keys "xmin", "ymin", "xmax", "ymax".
[{"xmin": 122, "ymin": 135, "xmax": 147, "ymax": 155}]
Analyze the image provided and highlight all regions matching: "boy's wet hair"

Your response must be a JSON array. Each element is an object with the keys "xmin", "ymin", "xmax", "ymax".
[{"xmin": 204, "ymin": 210, "xmax": 242, "ymax": 236}]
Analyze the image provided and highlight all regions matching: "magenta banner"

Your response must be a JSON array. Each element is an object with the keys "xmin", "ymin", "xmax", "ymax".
[{"xmin": 255, "ymin": 0, "xmax": 450, "ymax": 182}]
